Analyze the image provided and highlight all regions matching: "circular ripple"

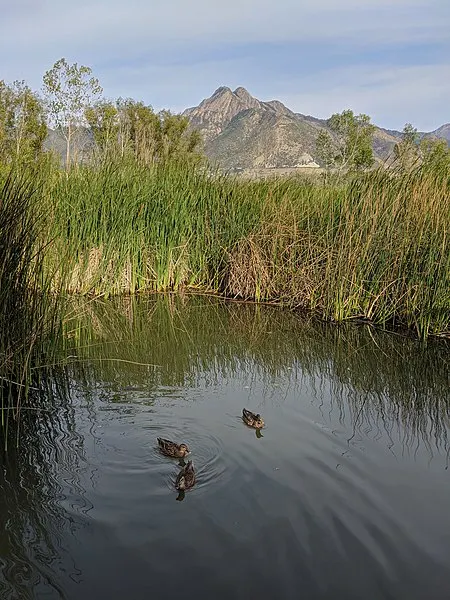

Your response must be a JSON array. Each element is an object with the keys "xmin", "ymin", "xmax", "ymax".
[{"xmin": 144, "ymin": 413, "xmax": 234, "ymax": 495}]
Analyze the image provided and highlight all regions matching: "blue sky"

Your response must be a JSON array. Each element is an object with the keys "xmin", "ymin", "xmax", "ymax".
[{"xmin": 1, "ymin": 0, "xmax": 448, "ymax": 131}]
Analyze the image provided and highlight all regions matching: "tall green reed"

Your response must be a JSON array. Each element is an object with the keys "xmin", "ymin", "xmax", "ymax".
[
  {"xmin": 0, "ymin": 170, "xmax": 62, "ymax": 445},
  {"xmin": 40, "ymin": 159, "xmax": 449, "ymax": 337}
]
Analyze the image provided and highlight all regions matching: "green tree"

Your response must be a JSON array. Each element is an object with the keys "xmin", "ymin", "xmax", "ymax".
[
  {"xmin": 85, "ymin": 100, "xmax": 119, "ymax": 158},
  {"xmin": 0, "ymin": 80, "xmax": 47, "ymax": 164},
  {"xmin": 315, "ymin": 129, "xmax": 335, "ymax": 171},
  {"xmin": 419, "ymin": 137, "xmax": 450, "ymax": 171},
  {"xmin": 0, "ymin": 80, "xmax": 14, "ymax": 160},
  {"xmin": 121, "ymin": 99, "xmax": 160, "ymax": 163},
  {"xmin": 158, "ymin": 110, "xmax": 202, "ymax": 161},
  {"xmin": 316, "ymin": 110, "xmax": 375, "ymax": 173},
  {"xmin": 86, "ymin": 98, "xmax": 203, "ymax": 165},
  {"xmin": 393, "ymin": 123, "xmax": 420, "ymax": 171},
  {"xmin": 42, "ymin": 58, "xmax": 102, "ymax": 168}
]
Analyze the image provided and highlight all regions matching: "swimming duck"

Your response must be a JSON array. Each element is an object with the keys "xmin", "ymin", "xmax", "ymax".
[
  {"xmin": 157, "ymin": 437, "xmax": 190, "ymax": 458},
  {"xmin": 242, "ymin": 408, "xmax": 265, "ymax": 429},
  {"xmin": 175, "ymin": 460, "xmax": 196, "ymax": 491}
]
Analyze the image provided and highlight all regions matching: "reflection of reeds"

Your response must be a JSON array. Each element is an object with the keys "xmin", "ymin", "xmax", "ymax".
[
  {"xmin": 0, "ymin": 370, "xmax": 87, "ymax": 599},
  {"xmin": 42, "ymin": 161, "xmax": 449, "ymax": 337},
  {"xmin": 61, "ymin": 294, "xmax": 450, "ymax": 452},
  {"xmin": 1, "ymin": 158, "xmax": 449, "ymax": 438}
]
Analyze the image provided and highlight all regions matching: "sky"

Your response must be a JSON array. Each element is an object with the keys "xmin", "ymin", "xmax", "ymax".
[{"xmin": 0, "ymin": 0, "xmax": 449, "ymax": 131}]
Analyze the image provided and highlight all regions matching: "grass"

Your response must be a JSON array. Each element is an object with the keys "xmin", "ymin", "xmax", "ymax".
[
  {"xmin": 0, "ymin": 154, "xmax": 448, "ymax": 443},
  {"xmin": 0, "ymin": 158, "xmax": 448, "ymax": 421},
  {"xmin": 39, "ymin": 159, "xmax": 449, "ymax": 338},
  {"xmin": 0, "ymin": 171, "xmax": 62, "ymax": 446}
]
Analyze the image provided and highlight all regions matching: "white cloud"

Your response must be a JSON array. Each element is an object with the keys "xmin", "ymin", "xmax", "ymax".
[
  {"xmin": 0, "ymin": 0, "xmax": 448, "ymax": 129},
  {"xmin": 2, "ymin": 0, "xmax": 447, "ymax": 53},
  {"xmin": 92, "ymin": 59, "xmax": 450, "ymax": 131},
  {"xmin": 278, "ymin": 63, "xmax": 450, "ymax": 130}
]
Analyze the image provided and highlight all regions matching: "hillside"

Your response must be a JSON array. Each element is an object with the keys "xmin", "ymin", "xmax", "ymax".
[{"xmin": 183, "ymin": 87, "xmax": 449, "ymax": 171}]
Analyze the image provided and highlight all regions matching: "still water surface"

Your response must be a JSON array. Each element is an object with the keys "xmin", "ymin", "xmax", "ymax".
[{"xmin": 1, "ymin": 296, "xmax": 450, "ymax": 599}]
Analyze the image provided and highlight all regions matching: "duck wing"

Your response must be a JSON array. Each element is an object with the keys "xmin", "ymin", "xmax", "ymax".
[{"xmin": 157, "ymin": 437, "xmax": 178, "ymax": 453}]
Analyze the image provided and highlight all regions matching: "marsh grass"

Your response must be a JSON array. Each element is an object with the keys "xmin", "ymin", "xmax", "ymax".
[
  {"xmin": 0, "ymin": 172, "xmax": 62, "ymax": 444},
  {"xmin": 41, "ymin": 160, "xmax": 449, "ymax": 337},
  {"xmin": 0, "ymin": 152, "xmax": 448, "ymax": 442},
  {"xmin": 0, "ymin": 156, "xmax": 448, "ymax": 428}
]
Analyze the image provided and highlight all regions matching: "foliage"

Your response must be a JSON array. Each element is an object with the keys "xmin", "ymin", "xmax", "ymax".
[
  {"xmin": 0, "ymin": 171, "xmax": 62, "ymax": 442},
  {"xmin": 391, "ymin": 124, "xmax": 450, "ymax": 173},
  {"xmin": 42, "ymin": 58, "xmax": 103, "ymax": 167},
  {"xmin": 35, "ymin": 159, "xmax": 450, "ymax": 338},
  {"xmin": 0, "ymin": 80, "xmax": 47, "ymax": 165},
  {"xmin": 392, "ymin": 123, "xmax": 420, "ymax": 171},
  {"xmin": 419, "ymin": 138, "xmax": 450, "ymax": 172},
  {"xmin": 315, "ymin": 130, "xmax": 335, "ymax": 170},
  {"xmin": 316, "ymin": 110, "xmax": 375, "ymax": 172},
  {"xmin": 85, "ymin": 99, "xmax": 203, "ymax": 164},
  {"xmin": 84, "ymin": 100, "xmax": 120, "ymax": 157},
  {"xmin": 158, "ymin": 109, "xmax": 203, "ymax": 161}
]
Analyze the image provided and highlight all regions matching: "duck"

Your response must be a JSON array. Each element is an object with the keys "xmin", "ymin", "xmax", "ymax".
[
  {"xmin": 175, "ymin": 460, "xmax": 196, "ymax": 491},
  {"xmin": 242, "ymin": 408, "xmax": 265, "ymax": 429},
  {"xmin": 157, "ymin": 437, "xmax": 190, "ymax": 458}
]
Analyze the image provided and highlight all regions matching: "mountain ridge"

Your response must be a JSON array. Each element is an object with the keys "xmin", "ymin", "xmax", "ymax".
[{"xmin": 183, "ymin": 86, "xmax": 449, "ymax": 171}]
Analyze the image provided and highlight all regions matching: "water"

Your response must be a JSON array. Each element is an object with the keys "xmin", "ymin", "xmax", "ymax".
[{"xmin": 1, "ymin": 296, "xmax": 450, "ymax": 599}]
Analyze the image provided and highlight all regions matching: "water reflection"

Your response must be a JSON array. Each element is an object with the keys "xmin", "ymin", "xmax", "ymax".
[
  {"xmin": 0, "ymin": 374, "xmax": 85, "ymax": 599},
  {"xmin": 63, "ymin": 295, "xmax": 450, "ymax": 458},
  {"xmin": 0, "ymin": 295, "xmax": 449, "ymax": 599}
]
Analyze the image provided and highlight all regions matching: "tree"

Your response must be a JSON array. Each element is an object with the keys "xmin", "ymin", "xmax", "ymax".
[
  {"xmin": 121, "ymin": 99, "xmax": 161, "ymax": 163},
  {"xmin": 158, "ymin": 110, "xmax": 202, "ymax": 161},
  {"xmin": 393, "ymin": 123, "xmax": 420, "ymax": 171},
  {"xmin": 0, "ymin": 80, "xmax": 47, "ymax": 164},
  {"xmin": 85, "ymin": 98, "xmax": 203, "ymax": 165},
  {"xmin": 419, "ymin": 137, "xmax": 450, "ymax": 171},
  {"xmin": 315, "ymin": 129, "xmax": 335, "ymax": 171},
  {"xmin": 0, "ymin": 80, "xmax": 14, "ymax": 161},
  {"xmin": 316, "ymin": 110, "xmax": 375, "ymax": 173},
  {"xmin": 42, "ymin": 58, "xmax": 102, "ymax": 168},
  {"xmin": 85, "ymin": 100, "xmax": 120, "ymax": 158}
]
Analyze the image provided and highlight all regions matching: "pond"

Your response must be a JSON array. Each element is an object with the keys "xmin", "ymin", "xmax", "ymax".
[{"xmin": 1, "ymin": 296, "xmax": 450, "ymax": 600}]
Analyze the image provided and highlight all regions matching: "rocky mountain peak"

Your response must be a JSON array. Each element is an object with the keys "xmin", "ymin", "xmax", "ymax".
[
  {"xmin": 183, "ymin": 86, "xmax": 263, "ymax": 141},
  {"xmin": 263, "ymin": 99, "xmax": 294, "ymax": 116},
  {"xmin": 183, "ymin": 85, "xmax": 449, "ymax": 172},
  {"xmin": 209, "ymin": 86, "xmax": 232, "ymax": 100},
  {"xmin": 233, "ymin": 86, "xmax": 260, "ymax": 109}
]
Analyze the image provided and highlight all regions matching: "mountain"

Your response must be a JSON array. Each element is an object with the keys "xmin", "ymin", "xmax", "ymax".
[
  {"xmin": 427, "ymin": 123, "xmax": 450, "ymax": 144},
  {"xmin": 44, "ymin": 128, "xmax": 94, "ymax": 163},
  {"xmin": 184, "ymin": 86, "xmax": 261, "ymax": 142},
  {"xmin": 183, "ymin": 87, "xmax": 323, "ymax": 170},
  {"xmin": 183, "ymin": 87, "xmax": 449, "ymax": 172}
]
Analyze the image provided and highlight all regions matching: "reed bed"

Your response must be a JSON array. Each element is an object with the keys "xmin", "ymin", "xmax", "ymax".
[
  {"xmin": 41, "ymin": 160, "xmax": 449, "ymax": 338},
  {"xmin": 0, "ymin": 158, "xmax": 449, "ymax": 357},
  {"xmin": 0, "ymin": 159, "xmax": 448, "ymax": 441}
]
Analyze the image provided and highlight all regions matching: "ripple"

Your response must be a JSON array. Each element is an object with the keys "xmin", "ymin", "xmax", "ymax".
[
  {"xmin": 154, "ymin": 422, "xmax": 231, "ymax": 494},
  {"xmin": 2, "ymin": 320, "xmax": 450, "ymax": 600}
]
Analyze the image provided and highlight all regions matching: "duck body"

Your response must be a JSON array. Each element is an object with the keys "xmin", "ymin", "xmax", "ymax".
[
  {"xmin": 242, "ymin": 408, "xmax": 264, "ymax": 429},
  {"xmin": 157, "ymin": 437, "xmax": 190, "ymax": 458},
  {"xmin": 175, "ymin": 460, "xmax": 196, "ymax": 491}
]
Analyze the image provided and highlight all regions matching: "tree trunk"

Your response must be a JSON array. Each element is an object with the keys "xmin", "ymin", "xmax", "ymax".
[{"xmin": 66, "ymin": 124, "xmax": 72, "ymax": 169}]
